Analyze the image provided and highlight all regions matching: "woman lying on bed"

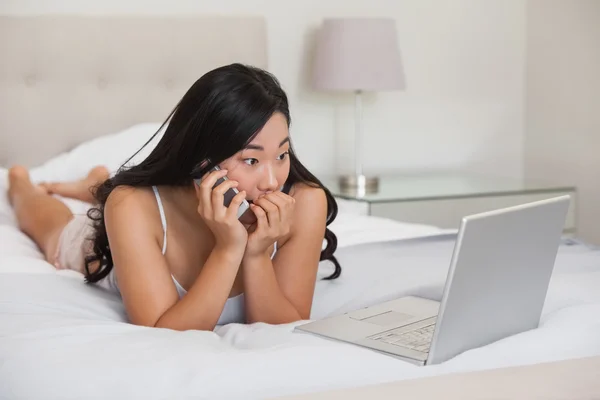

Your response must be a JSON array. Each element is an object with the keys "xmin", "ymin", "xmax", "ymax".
[{"xmin": 6, "ymin": 63, "xmax": 340, "ymax": 331}]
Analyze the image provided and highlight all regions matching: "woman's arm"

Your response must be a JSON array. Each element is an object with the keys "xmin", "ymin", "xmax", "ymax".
[
  {"xmin": 155, "ymin": 246, "xmax": 244, "ymax": 331},
  {"xmin": 105, "ymin": 187, "xmax": 245, "ymax": 331},
  {"xmin": 242, "ymin": 186, "xmax": 328, "ymax": 323},
  {"xmin": 242, "ymin": 253, "xmax": 302, "ymax": 324}
]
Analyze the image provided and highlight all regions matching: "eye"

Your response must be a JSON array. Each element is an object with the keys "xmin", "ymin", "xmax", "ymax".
[
  {"xmin": 244, "ymin": 158, "xmax": 259, "ymax": 166},
  {"xmin": 277, "ymin": 151, "xmax": 289, "ymax": 161}
]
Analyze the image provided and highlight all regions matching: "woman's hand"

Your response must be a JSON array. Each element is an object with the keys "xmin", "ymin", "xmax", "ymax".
[
  {"xmin": 245, "ymin": 192, "xmax": 296, "ymax": 258},
  {"xmin": 194, "ymin": 169, "xmax": 248, "ymax": 253}
]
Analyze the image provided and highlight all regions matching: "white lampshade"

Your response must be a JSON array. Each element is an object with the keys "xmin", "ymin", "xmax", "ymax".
[{"xmin": 312, "ymin": 18, "xmax": 406, "ymax": 92}]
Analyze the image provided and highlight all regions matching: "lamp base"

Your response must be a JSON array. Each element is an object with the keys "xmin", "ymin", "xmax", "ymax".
[{"xmin": 338, "ymin": 174, "xmax": 379, "ymax": 194}]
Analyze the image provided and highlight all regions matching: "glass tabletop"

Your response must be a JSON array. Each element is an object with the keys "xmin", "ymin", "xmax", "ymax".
[{"xmin": 318, "ymin": 173, "xmax": 575, "ymax": 203}]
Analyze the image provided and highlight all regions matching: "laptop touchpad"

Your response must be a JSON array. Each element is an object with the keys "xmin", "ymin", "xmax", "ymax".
[{"xmin": 359, "ymin": 311, "xmax": 415, "ymax": 326}]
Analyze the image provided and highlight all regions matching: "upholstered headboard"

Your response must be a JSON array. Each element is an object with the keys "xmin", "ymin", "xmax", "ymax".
[{"xmin": 0, "ymin": 16, "xmax": 267, "ymax": 167}]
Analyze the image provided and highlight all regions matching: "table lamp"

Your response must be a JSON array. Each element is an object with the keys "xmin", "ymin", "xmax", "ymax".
[{"xmin": 312, "ymin": 17, "xmax": 406, "ymax": 193}]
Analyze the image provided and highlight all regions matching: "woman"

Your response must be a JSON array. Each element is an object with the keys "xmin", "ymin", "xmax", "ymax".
[{"xmin": 7, "ymin": 63, "xmax": 340, "ymax": 331}]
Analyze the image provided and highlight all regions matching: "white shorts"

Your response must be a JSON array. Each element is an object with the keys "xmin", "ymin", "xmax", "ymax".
[{"xmin": 52, "ymin": 214, "xmax": 95, "ymax": 274}]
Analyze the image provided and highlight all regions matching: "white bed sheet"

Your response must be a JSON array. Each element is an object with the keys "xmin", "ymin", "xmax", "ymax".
[
  {"xmin": 2, "ymin": 125, "xmax": 600, "ymax": 399},
  {"xmin": 1, "ymin": 233, "xmax": 600, "ymax": 400}
]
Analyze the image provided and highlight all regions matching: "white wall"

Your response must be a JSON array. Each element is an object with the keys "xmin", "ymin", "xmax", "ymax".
[
  {"xmin": 1, "ymin": 0, "xmax": 526, "ymax": 179},
  {"xmin": 525, "ymin": 0, "xmax": 600, "ymax": 244}
]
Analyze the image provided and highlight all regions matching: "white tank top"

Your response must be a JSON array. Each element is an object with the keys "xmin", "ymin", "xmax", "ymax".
[{"xmin": 100, "ymin": 186, "xmax": 277, "ymax": 326}]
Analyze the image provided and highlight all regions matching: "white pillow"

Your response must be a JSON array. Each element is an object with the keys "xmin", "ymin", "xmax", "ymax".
[{"xmin": 29, "ymin": 122, "xmax": 164, "ymax": 184}]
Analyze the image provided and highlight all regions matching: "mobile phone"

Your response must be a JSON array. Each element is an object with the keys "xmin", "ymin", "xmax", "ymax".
[{"xmin": 194, "ymin": 166, "xmax": 250, "ymax": 219}]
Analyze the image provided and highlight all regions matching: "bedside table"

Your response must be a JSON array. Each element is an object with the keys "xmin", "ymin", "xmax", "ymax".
[{"xmin": 321, "ymin": 174, "xmax": 577, "ymax": 233}]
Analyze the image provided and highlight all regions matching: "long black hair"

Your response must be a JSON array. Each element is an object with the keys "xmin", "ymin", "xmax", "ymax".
[{"xmin": 84, "ymin": 63, "xmax": 341, "ymax": 283}]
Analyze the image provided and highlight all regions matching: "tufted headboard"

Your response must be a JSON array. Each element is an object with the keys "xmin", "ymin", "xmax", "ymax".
[{"xmin": 0, "ymin": 16, "xmax": 267, "ymax": 168}]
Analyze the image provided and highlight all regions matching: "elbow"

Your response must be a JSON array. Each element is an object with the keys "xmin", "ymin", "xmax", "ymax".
[
  {"xmin": 298, "ymin": 311, "xmax": 310, "ymax": 321},
  {"xmin": 294, "ymin": 311, "xmax": 310, "ymax": 323},
  {"xmin": 152, "ymin": 315, "xmax": 216, "ymax": 332},
  {"xmin": 286, "ymin": 309, "xmax": 306, "ymax": 323},
  {"xmin": 247, "ymin": 309, "xmax": 305, "ymax": 325},
  {"xmin": 147, "ymin": 301, "xmax": 223, "ymax": 332}
]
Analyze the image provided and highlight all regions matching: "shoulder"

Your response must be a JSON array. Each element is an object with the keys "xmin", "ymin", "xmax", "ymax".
[
  {"xmin": 289, "ymin": 182, "xmax": 328, "ymax": 229},
  {"xmin": 275, "ymin": 182, "xmax": 329, "ymax": 259},
  {"xmin": 289, "ymin": 182, "xmax": 327, "ymax": 208},
  {"xmin": 105, "ymin": 185, "xmax": 154, "ymax": 210},
  {"xmin": 105, "ymin": 185, "xmax": 162, "ymax": 216},
  {"xmin": 104, "ymin": 185, "xmax": 163, "ymax": 235}
]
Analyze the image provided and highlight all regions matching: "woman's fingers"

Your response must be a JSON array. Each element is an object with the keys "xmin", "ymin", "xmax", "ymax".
[
  {"xmin": 253, "ymin": 197, "xmax": 280, "ymax": 227},
  {"xmin": 194, "ymin": 168, "xmax": 228, "ymax": 217},
  {"xmin": 266, "ymin": 192, "xmax": 294, "ymax": 235},
  {"xmin": 250, "ymin": 203, "xmax": 269, "ymax": 232},
  {"xmin": 212, "ymin": 179, "xmax": 240, "ymax": 219},
  {"xmin": 226, "ymin": 190, "xmax": 248, "ymax": 220}
]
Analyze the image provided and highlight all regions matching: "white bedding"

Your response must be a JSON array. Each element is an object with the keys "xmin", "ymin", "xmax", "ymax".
[
  {"xmin": 2, "ymin": 234, "xmax": 600, "ymax": 400},
  {"xmin": 2, "ymin": 125, "xmax": 600, "ymax": 399}
]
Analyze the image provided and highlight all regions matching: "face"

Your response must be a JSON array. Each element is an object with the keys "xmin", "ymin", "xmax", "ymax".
[{"xmin": 220, "ymin": 112, "xmax": 291, "ymax": 202}]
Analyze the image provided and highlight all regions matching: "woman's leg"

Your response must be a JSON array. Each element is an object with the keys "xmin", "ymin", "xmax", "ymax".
[
  {"xmin": 7, "ymin": 166, "xmax": 74, "ymax": 262},
  {"xmin": 39, "ymin": 165, "xmax": 110, "ymax": 204}
]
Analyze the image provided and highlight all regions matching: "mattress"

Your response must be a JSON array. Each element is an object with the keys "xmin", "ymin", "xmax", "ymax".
[{"xmin": 1, "ymin": 223, "xmax": 600, "ymax": 399}]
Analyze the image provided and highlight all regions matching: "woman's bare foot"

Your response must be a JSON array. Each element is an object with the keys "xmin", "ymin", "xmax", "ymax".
[
  {"xmin": 39, "ymin": 166, "xmax": 110, "ymax": 204},
  {"xmin": 8, "ymin": 166, "xmax": 48, "ymax": 206}
]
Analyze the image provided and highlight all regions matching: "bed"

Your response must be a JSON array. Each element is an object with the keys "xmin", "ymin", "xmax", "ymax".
[{"xmin": 1, "ymin": 16, "xmax": 600, "ymax": 400}]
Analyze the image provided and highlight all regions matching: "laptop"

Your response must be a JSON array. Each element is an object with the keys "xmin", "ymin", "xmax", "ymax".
[{"xmin": 295, "ymin": 195, "xmax": 570, "ymax": 366}]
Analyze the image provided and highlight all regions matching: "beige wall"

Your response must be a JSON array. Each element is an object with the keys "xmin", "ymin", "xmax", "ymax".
[
  {"xmin": 11, "ymin": 0, "xmax": 599, "ymax": 242},
  {"xmin": 525, "ymin": 0, "xmax": 600, "ymax": 243},
  {"xmin": 0, "ymin": 0, "xmax": 526, "ymax": 179}
]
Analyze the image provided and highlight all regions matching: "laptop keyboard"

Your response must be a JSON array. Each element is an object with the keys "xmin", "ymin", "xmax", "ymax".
[{"xmin": 368, "ymin": 323, "xmax": 435, "ymax": 353}]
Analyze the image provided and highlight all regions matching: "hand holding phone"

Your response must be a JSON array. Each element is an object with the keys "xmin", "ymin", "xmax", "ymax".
[
  {"xmin": 194, "ymin": 166, "xmax": 251, "ymax": 219},
  {"xmin": 193, "ymin": 167, "xmax": 249, "ymax": 251}
]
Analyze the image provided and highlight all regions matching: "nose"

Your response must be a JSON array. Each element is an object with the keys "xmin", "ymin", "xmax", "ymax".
[{"xmin": 257, "ymin": 164, "xmax": 279, "ymax": 193}]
